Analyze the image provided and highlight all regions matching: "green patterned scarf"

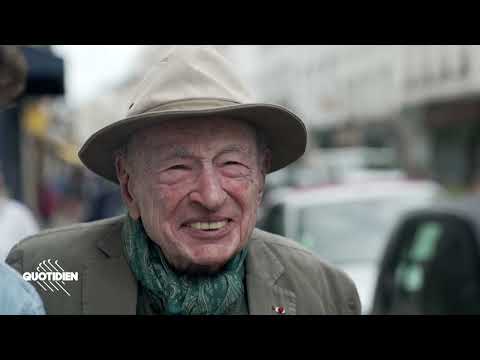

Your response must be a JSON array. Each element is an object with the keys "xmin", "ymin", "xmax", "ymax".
[{"xmin": 122, "ymin": 215, "xmax": 248, "ymax": 315}]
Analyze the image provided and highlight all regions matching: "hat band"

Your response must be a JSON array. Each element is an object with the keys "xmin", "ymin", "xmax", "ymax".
[{"xmin": 130, "ymin": 98, "xmax": 245, "ymax": 116}]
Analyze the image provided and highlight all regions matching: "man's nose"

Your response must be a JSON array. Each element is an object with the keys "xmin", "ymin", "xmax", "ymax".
[{"xmin": 188, "ymin": 167, "xmax": 227, "ymax": 211}]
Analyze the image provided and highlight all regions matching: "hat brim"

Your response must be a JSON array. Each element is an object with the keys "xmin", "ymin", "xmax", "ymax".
[{"xmin": 78, "ymin": 103, "xmax": 307, "ymax": 183}]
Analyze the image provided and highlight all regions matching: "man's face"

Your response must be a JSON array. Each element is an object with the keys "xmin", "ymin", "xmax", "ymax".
[{"xmin": 117, "ymin": 117, "xmax": 268, "ymax": 274}]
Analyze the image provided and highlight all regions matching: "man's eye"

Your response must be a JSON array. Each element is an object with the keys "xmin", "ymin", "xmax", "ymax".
[
  {"xmin": 167, "ymin": 164, "xmax": 189, "ymax": 170},
  {"xmin": 222, "ymin": 161, "xmax": 250, "ymax": 176},
  {"xmin": 224, "ymin": 161, "xmax": 242, "ymax": 166}
]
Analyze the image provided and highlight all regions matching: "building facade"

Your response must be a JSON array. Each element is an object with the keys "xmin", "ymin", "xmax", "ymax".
[{"xmin": 222, "ymin": 45, "xmax": 480, "ymax": 190}]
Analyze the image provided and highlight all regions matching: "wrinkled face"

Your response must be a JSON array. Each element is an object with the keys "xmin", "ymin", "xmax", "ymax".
[{"xmin": 116, "ymin": 117, "xmax": 269, "ymax": 274}]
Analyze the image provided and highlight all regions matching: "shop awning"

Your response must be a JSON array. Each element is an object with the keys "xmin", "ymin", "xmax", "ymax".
[{"xmin": 20, "ymin": 46, "xmax": 65, "ymax": 96}]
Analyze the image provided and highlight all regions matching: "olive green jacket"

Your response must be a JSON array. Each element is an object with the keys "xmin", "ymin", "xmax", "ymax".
[{"xmin": 6, "ymin": 216, "xmax": 361, "ymax": 315}]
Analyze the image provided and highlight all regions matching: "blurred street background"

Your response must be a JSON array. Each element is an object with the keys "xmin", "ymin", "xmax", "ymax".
[{"xmin": 2, "ymin": 45, "xmax": 480, "ymax": 313}]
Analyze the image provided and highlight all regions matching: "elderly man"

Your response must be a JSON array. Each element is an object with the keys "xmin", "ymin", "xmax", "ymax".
[{"xmin": 7, "ymin": 46, "xmax": 361, "ymax": 315}]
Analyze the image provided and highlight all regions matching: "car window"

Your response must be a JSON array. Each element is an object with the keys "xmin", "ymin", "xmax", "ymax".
[{"xmin": 393, "ymin": 222, "xmax": 442, "ymax": 291}]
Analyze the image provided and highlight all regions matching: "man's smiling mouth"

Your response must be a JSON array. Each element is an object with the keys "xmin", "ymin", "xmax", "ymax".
[{"xmin": 183, "ymin": 219, "xmax": 232, "ymax": 231}]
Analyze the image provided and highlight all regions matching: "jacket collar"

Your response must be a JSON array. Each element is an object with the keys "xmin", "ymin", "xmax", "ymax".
[
  {"xmin": 83, "ymin": 217, "xmax": 138, "ymax": 314},
  {"xmin": 84, "ymin": 219, "xmax": 296, "ymax": 315},
  {"xmin": 246, "ymin": 230, "xmax": 297, "ymax": 315}
]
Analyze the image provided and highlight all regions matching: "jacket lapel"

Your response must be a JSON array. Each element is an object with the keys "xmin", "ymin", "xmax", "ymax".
[
  {"xmin": 246, "ymin": 232, "xmax": 297, "ymax": 315},
  {"xmin": 82, "ymin": 223, "xmax": 138, "ymax": 314}
]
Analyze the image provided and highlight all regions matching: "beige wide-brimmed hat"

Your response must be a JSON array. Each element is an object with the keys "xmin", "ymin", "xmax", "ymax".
[{"xmin": 79, "ymin": 46, "xmax": 307, "ymax": 183}]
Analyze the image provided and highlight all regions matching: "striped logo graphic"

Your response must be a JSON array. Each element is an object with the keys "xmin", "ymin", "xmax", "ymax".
[{"xmin": 22, "ymin": 259, "xmax": 79, "ymax": 297}]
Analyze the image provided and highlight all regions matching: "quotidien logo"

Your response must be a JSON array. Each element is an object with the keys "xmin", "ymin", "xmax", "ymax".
[{"xmin": 23, "ymin": 259, "xmax": 78, "ymax": 297}]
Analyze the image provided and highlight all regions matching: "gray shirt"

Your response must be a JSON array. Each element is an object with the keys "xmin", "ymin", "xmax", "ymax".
[{"xmin": 0, "ymin": 262, "xmax": 45, "ymax": 315}]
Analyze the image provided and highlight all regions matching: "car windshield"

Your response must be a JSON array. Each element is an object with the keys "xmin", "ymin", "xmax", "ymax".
[{"xmin": 295, "ymin": 194, "xmax": 435, "ymax": 265}]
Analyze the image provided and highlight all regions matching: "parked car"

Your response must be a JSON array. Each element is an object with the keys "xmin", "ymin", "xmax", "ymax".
[
  {"xmin": 258, "ymin": 179, "xmax": 443, "ymax": 314},
  {"xmin": 372, "ymin": 193, "xmax": 480, "ymax": 315}
]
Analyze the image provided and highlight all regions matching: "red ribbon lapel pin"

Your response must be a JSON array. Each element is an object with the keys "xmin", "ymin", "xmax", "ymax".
[{"xmin": 272, "ymin": 306, "xmax": 286, "ymax": 314}]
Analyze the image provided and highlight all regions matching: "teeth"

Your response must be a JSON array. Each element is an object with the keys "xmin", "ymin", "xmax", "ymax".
[{"xmin": 189, "ymin": 221, "xmax": 227, "ymax": 230}]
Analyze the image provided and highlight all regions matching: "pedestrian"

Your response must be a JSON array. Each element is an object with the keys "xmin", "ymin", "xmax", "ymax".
[
  {"xmin": 0, "ymin": 261, "xmax": 45, "ymax": 314},
  {"xmin": 0, "ymin": 169, "xmax": 40, "ymax": 261}
]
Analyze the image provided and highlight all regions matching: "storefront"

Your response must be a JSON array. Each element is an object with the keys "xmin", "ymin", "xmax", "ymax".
[{"xmin": 0, "ymin": 46, "xmax": 64, "ymax": 203}]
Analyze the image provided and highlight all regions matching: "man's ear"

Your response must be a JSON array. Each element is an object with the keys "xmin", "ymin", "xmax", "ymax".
[
  {"xmin": 115, "ymin": 155, "xmax": 141, "ymax": 220},
  {"xmin": 257, "ymin": 149, "xmax": 272, "ymax": 205},
  {"xmin": 262, "ymin": 148, "xmax": 272, "ymax": 177}
]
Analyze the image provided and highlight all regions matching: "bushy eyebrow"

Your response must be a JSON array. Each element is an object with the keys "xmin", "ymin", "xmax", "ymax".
[
  {"xmin": 217, "ymin": 144, "xmax": 251, "ymax": 156},
  {"xmin": 161, "ymin": 144, "xmax": 250, "ymax": 158},
  {"xmin": 151, "ymin": 145, "xmax": 193, "ymax": 162},
  {"xmin": 169, "ymin": 146, "xmax": 193, "ymax": 159},
  {"xmin": 145, "ymin": 144, "xmax": 253, "ymax": 168}
]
